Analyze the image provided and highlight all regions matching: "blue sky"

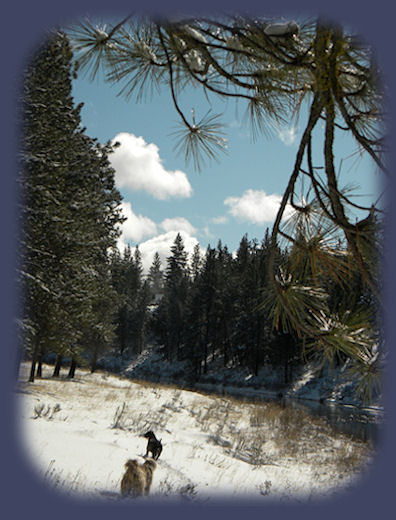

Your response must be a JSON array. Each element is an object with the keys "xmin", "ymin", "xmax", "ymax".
[{"xmin": 71, "ymin": 35, "xmax": 382, "ymax": 272}]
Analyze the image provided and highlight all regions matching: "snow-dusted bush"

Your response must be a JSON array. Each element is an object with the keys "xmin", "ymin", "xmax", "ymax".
[
  {"xmin": 33, "ymin": 401, "xmax": 61, "ymax": 420},
  {"xmin": 110, "ymin": 402, "xmax": 127, "ymax": 429},
  {"xmin": 257, "ymin": 480, "xmax": 272, "ymax": 496}
]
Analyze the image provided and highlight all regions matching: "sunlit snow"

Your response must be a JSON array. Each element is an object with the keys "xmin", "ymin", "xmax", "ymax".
[{"xmin": 17, "ymin": 363, "xmax": 375, "ymax": 504}]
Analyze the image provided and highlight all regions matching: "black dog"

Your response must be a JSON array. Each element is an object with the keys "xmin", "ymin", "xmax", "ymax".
[{"xmin": 143, "ymin": 431, "xmax": 163, "ymax": 460}]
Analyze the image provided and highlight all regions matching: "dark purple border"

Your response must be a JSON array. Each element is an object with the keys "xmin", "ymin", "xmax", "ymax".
[{"xmin": 2, "ymin": 1, "xmax": 395, "ymax": 519}]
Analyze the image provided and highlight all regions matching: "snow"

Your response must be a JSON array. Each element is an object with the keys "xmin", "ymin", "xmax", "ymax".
[
  {"xmin": 183, "ymin": 26, "xmax": 208, "ymax": 44},
  {"xmin": 17, "ymin": 362, "xmax": 376, "ymax": 504},
  {"xmin": 94, "ymin": 27, "xmax": 108, "ymax": 43},
  {"xmin": 264, "ymin": 22, "xmax": 299, "ymax": 37},
  {"xmin": 185, "ymin": 50, "xmax": 206, "ymax": 73}
]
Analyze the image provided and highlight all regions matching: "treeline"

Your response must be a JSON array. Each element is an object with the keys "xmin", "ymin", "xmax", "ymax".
[
  {"xmin": 111, "ymin": 232, "xmax": 292, "ymax": 380},
  {"xmin": 108, "ymin": 231, "xmax": 373, "ymax": 384}
]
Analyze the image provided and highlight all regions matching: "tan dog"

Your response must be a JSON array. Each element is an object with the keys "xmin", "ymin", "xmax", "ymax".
[{"xmin": 120, "ymin": 458, "xmax": 157, "ymax": 498}]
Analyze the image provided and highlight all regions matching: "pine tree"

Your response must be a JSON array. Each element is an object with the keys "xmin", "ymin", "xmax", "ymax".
[
  {"xmin": 128, "ymin": 247, "xmax": 148, "ymax": 355},
  {"xmin": 184, "ymin": 256, "xmax": 206, "ymax": 377},
  {"xmin": 233, "ymin": 235, "xmax": 256, "ymax": 368},
  {"xmin": 148, "ymin": 252, "xmax": 164, "ymax": 303},
  {"xmin": 162, "ymin": 233, "xmax": 189, "ymax": 361},
  {"xmin": 134, "ymin": 279, "xmax": 152, "ymax": 354},
  {"xmin": 110, "ymin": 247, "xmax": 131, "ymax": 357},
  {"xmin": 214, "ymin": 241, "xmax": 235, "ymax": 368},
  {"xmin": 190, "ymin": 243, "xmax": 202, "ymax": 281},
  {"xmin": 200, "ymin": 247, "xmax": 219, "ymax": 372},
  {"xmin": 19, "ymin": 31, "xmax": 123, "ymax": 380}
]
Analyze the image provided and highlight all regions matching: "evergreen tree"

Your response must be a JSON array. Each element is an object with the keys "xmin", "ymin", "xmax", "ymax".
[
  {"xmin": 213, "ymin": 241, "xmax": 235, "ymax": 368},
  {"xmin": 110, "ymin": 245, "xmax": 151, "ymax": 357},
  {"xmin": 133, "ymin": 279, "xmax": 152, "ymax": 354},
  {"xmin": 148, "ymin": 252, "xmax": 164, "ymax": 303},
  {"xmin": 127, "ymin": 247, "xmax": 151, "ymax": 355},
  {"xmin": 233, "ymin": 236, "xmax": 258, "ymax": 369},
  {"xmin": 184, "ymin": 271, "xmax": 206, "ymax": 377},
  {"xmin": 199, "ymin": 246, "xmax": 218, "ymax": 373},
  {"xmin": 19, "ymin": 31, "xmax": 123, "ymax": 381},
  {"xmin": 110, "ymin": 246, "xmax": 131, "ymax": 357},
  {"xmin": 161, "ymin": 233, "xmax": 189, "ymax": 361},
  {"xmin": 83, "ymin": 263, "xmax": 119, "ymax": 373},
  {"xmin": 190, "ymin": 243, "xmax": 203, "ymax": 281}
]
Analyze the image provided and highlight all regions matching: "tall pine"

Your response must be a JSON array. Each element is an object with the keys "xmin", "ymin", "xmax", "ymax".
[
  {"xmin": 20, "ymin": 31, "xmax": 123, "ymax": 380},
  {"xmin": 161, "ymin": 234, "xmax": 189, "ymax": 361}
]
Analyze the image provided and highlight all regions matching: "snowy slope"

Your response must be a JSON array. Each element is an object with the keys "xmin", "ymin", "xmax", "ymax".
[{"xmin": 17, "ymin": 363, "xmax": 375, "ymax": 503}]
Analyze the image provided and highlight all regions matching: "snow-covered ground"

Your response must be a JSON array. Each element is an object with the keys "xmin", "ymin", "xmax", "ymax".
[{"xmin": 16, "ymin": 362, "xmax": 376, "ymax": 504}]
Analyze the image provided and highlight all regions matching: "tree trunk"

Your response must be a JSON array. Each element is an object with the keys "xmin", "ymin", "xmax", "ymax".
[
  {"xmin": 67, "ymin": 358, "xmax": 77, "ymax": 379},
  {"xmin": 211, "ymin": 322, "xmax": 217, "ymax": 362},
  {"xmin": 15, "ymin": 341, "xmax": 23, "ymax": 381},
  {"xmin": 36, "ymin": 350, "xmax": 43, "ymax": 378},
  {"xmin": 53, "ymin": 354, "xmax": 62, "ymax": 377},
  {"xmin": 222, "ymin": 319, "xmax": 229, "ymax": 368},
  {"xmin": 223, "ymin": 339, "xmax": 229, "ymax": 368},
  {"xmin": 28, "ymin": 340, "xmax": 40, "ymax": 382},
  {"xmin": 284, "ymin": 357, "xmax": 289, "ymax": 384},
  {"xmin": 254, "ymin": 352, "xmax": 259, "ymax": 377},
  {"xmin": 203, "ymin": 337, "xmax": 208, "ymax": 374},
  {"xmin": 90, "ymin": 349, "xmax": 98, "ymax": 373},
  {"xmin": 254, "ymin": 318, "xmax": 262, "ymax": 377},
  {"xmin": 138, "ymin": 331, "xmax": 144, "ymax": 355},
  {"xmin": 28, "ymin": 357, "xmax": 36, "ymax": 383}
]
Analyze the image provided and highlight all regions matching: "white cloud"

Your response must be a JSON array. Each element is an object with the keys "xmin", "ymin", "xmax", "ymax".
[
  {"xmin": 110, "ymin": 132, "xmax": 193, "ymax": 200},
  {"xmin": 202, "ymin": 226, "xmax": 214, "ymax": 239},
  {"xmin": 133, "ymin": 230, "xmax": 200, "ymax": 273},
  {"xmin": 276, "ymin": 124, "xmax": 298, "ymax": 146},
  {"xmin": 116, "ymin": 208, "xmax": 203, "ymax": 271},
  {"xmin": 118, "ymin": 201, "xmax": 157, "ymax": 244},
  {"xmin": 224, "ymin": 189, "xmax": 291, "ymax": 224},
  {"xmin": 212, "ymin": 216, "xmax": 228, "ymax": 225},
  {"xmin": 160, "ymin": 217, "xmax": 197, "ymax": 235}
]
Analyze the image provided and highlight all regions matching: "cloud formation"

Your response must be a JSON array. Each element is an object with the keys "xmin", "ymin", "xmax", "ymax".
[
  {"xmin": 110, "ymin": 132, "xmax": 193, "ymax": 200},
  {"xmin": 212, "ymin": 215, "xmax": 228, "ymax": 225},
  {"xmin": 276, "ymin": 124, "xmax": 298, "ymax": 146},
  {"xmin": 133, "ymin": 230, "xmax": 200, "ymax": 273},
  {"xmin": 116, "ymin": 209, "xmax": 202, "ymax": 272},
  {"xmin": 160, "ymin": 217, "xmax": 197, "ymax": 235},
  {"xmin": 224, "ymin": 189, "xmax": 291, "ymax": 224},
  {"xmin": 118, "ymin": 201, "xmax": 157, "ymax": 244}
]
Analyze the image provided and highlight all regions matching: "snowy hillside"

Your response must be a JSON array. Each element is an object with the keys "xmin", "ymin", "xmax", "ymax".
[{"xmin": 17, "ymin": 363, "xmax": 375, "ymax": 503}]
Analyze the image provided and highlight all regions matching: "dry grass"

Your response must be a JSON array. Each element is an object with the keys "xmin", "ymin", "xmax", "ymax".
[
  {"xmin": 249, "ymin": 401, "xmax": 284, "ymax": 427},
  {"xmin": 185, "ymin": 393, "xmax": 372, "ymax": 474},
  {"xmin": 133, "ymin": 378, "xmax": 186, "ymax": 392},
  {"xmin": 44, "ymin": 460, "xmax": 86, "ymax": 495},
  {"xmin": 157, "ymin": 478, "xmax": 198, "ymax": 500},
  {"xmin": 21, "ymin": 362, "xmax": 374, "ymax": 495},
  {"xmin": 103, "ymin": 390, "xmax": 119, "ymax": 402},
  {"xmin": 327, "ymin": 435, "xmax": 372, "ymax": 474}
]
